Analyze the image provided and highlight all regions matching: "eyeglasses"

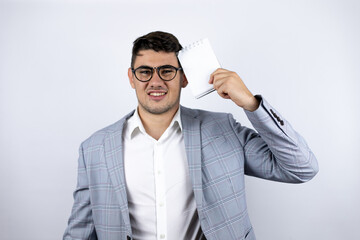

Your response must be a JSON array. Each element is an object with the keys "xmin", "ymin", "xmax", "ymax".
[{"xmin": 131, "ymin": 65, "xmax": 182, "ymax": 82}]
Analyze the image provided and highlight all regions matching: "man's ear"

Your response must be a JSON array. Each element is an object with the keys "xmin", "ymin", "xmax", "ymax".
[
  {"xmin": 128, "ymin": 68, "xmax": 135, "ymax": 89},
  {"xmin": 181, "ymin": 73, "xmax": 188, "ymax": 88}
]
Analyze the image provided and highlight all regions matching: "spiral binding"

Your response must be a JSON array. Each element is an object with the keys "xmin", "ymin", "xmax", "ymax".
[{"xmin": 183, "ymin": 38, "xmax": 207, "ymax": 51}]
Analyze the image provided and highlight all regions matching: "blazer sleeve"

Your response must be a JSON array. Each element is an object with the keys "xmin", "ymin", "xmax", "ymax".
[
  {"xmin": 230, "ymin": 95, "xmax": 319, "ymax": 183},
  {"xmin": 63, "ymin": 143, "xmax": 97, "ymax": 240}
]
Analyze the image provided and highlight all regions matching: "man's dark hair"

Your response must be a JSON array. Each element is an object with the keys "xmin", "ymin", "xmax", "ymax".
[{"xmin": 131, "ymin": 31, "xmax": 183, "ymax": 68}]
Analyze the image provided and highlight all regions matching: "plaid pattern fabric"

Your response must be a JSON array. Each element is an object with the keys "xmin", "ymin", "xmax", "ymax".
[{"xmin": 64, "ymin": 96, "xmax": 318, "ymax": 240}]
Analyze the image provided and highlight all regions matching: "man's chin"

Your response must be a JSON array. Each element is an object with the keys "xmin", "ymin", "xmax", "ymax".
[
  {"xmin": 144, "ymin": 107, "xmax": 172, "ymax": 115},
  {"xmin": 140, "ymin": 103, "xmax": 178, "ymax": 115}
]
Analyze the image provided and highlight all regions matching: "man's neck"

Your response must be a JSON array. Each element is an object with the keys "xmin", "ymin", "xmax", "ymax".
[{"xmin": 137, "ymin": 106, "xmax": 179, "ymax": 140}]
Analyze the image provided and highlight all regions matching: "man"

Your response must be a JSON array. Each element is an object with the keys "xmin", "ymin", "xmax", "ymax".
[{"xmin": 64, "ymin": 31, "xmax": 318, "ymax": 240}]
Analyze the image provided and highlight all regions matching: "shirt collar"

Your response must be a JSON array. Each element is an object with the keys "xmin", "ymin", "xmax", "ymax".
[{"xmin": 126, "ymin": 107, "xmax": 182, "ymax": 139}]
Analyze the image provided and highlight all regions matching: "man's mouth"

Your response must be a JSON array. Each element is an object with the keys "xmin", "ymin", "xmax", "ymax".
[{"xmin": 149, "ymin": 92, "xmax": 166, "ymax": 96}]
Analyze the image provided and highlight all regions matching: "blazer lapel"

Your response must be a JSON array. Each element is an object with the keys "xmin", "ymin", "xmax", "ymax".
[
  {"xmin": 103, "ymin": 111, "xmax": 134, "ymax": 234},
  {"xmin": 181, "ymin": 106, "xmax": 203, "ymax": 211}
]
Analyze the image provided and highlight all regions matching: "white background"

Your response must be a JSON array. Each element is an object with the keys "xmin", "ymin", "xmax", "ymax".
[{"xmin": 1, "ymin": 0, "xmax": 359, "ymax": 239}]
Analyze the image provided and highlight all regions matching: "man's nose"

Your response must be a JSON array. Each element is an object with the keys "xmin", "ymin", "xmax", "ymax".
[{"xmin": 149, "ymin": 70, "xmax": 164, "ymax": 86}]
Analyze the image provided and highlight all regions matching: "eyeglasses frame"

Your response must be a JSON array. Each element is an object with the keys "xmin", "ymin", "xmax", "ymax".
[{"xmin": 131, "ymin": 65, "xmax": 183, "ymax": 82}]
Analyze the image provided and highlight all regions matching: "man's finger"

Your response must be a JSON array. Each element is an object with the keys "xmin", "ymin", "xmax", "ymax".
[
  {"xmin": 212, "ymin": 77, "xmax": 227, "ymax": 90},
  {"xmin": 216, "ymin": 83, "xmax": 232, "ymax": 99},
  {"xmin": 209, "ymin": 68, "xmax": 228, "ymax": 83}
]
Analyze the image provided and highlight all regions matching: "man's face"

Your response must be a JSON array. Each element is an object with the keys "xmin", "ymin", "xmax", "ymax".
[{"xmin": 128, "ymin": 50, "xmax": 187, "ymax": 115}]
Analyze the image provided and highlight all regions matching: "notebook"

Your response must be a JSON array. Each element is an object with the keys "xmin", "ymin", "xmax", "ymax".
[{"xmin": 178, "ymin": 38, "xmax": 221, "ymax": 99}]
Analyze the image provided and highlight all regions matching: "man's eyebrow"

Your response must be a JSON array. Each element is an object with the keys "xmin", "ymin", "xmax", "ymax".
[
  {"xmin": 136, "ymin": 65, "xmax": 152, "ymax": 68},
  {"xmin": 135, "ymin": 65, "xmax": 178, "ymax": 69}
]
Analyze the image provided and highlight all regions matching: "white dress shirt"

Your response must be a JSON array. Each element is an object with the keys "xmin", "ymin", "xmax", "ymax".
[{"xmin": 123, "ymin": 107, "xmax": 200, "ymax": 240}]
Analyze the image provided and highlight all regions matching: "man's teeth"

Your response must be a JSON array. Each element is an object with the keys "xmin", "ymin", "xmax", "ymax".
[{"xmin": 149, "ymin": 92, "xmax": 166, "ymax": 96}]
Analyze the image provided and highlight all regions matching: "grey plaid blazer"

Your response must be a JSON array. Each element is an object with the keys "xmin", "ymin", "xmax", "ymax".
[{"xmin": 64, "ymin": 97, "xmax": 318, "ymax": 240}]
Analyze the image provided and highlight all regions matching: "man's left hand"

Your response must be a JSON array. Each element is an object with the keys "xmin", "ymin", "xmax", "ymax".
[{"xmin": 209, "ymin": 68, "xmax": 260, "ymax": 112}]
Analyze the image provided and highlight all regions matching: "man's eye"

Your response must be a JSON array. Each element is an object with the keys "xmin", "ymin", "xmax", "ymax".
[
  {"xmin": 160, "ymin": 69, "xmax": 175, "ymax": 75},
  {"xmin": 139, "ymin": 70, "xmax": 151, "ymax": 75}
]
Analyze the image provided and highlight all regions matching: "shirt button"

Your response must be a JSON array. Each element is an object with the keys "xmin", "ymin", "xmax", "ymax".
[
  {"xmin": 159, "ymin": 202, "xmax": 164, "ymax": 207},
  {"xmin": 157, "ymin": 170, "xmax": 162, "ymax": 175},
  {"xmin": 160, "ymin": 234, "xmax": 165, "ymax": 239}
]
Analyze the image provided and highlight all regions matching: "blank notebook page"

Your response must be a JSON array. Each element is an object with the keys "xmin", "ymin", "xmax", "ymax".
[{"xmin": 178, "ymin": 38, "xmax": 221, "ymax": 98}]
